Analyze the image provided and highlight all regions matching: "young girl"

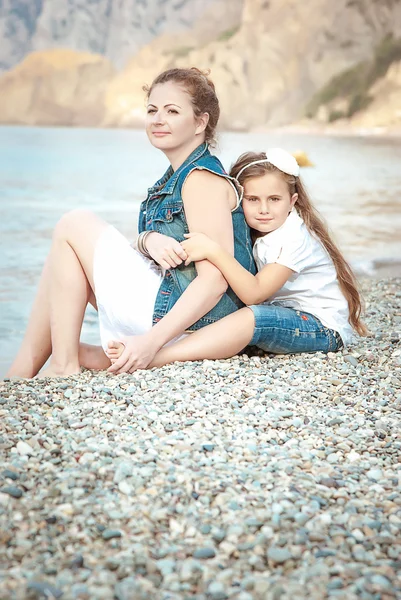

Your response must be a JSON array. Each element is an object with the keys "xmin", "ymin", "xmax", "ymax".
[{"xmin": 108, "ymin": 147, "xmax": 366, "ymax": 366}]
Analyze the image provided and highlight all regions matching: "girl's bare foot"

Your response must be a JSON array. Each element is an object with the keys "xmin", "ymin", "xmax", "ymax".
[
  {"xmin": 107, "ymin": 340, "xmax": 125, "ymax": 364},
  {"xmin": 79, "ymin": 343, "xmax": 111, "ymax": 370}
]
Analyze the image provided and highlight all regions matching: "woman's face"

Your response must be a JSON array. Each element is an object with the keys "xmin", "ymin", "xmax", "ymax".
[{"xmin": 146, "ymin": 81, "xmax": 207, "ymax": 152}]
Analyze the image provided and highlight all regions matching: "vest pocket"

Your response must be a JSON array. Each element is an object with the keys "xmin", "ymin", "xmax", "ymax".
[{"xmin": 152, "ymin": 204, "xmax": 183, "ymax": 223}]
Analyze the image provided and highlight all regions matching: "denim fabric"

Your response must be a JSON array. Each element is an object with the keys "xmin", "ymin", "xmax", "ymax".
[
  {"xmin": 138, "ymin": 142, "xmax": 256, "ymax": 330},
  {"xmin": 249, "ymin": 304, "xmax": 344, "ymax": 354}
]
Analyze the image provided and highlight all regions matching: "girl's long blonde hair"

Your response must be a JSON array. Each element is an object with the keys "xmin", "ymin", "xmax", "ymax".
[{"xmin": 231, "ymin": 152, "xmax": 367, "ymax": 336}]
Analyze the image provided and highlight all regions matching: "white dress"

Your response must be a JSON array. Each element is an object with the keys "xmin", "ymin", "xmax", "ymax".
[{"xmin": 93, "ymin": 225, "xmax": 164, "ymax": 352}]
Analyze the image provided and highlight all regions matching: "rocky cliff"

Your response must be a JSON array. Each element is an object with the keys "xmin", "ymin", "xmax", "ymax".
[
  {"xmin": 0, "ymin": 49, "xmax": 115, "ymax": 126},
  {"xmin": 0, "ymin": 0, "xmax": 243, "ymax": 72},
  {"xmin": 0, "ymin": 0, "xmax": 400, "ymax": 130}
]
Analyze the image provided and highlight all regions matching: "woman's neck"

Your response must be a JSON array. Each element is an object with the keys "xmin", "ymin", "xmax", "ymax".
[{"xmin": 164, "ymin": 137, "xmax": 206, "ymax": 171}]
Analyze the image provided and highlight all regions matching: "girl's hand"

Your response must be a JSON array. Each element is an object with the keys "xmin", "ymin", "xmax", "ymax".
[
  {"xmin": 107, "ymin": 334, "xmax": 159, "ymax": 374},
  {"xmin": 144, "ymin": 232, "xmax": 188, "ymax": 270},
  {"xmin": 181, "ymin": 232, "xmax": 219, "ymax": 265}
]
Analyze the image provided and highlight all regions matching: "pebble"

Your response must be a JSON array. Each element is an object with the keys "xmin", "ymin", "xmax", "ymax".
[
  {"xmin": 1, "ymin": 469, "xmax": 19, "ymax": 480},
  {"xmin": 26, "ymin": 581, "xmax": 63, "ymax": 598},
  {"xmin": 344, "ymin": 355, "xmax": 359, "ymax": 367},
  {"xmin": 193, "ymin": 547, "xmax": 216, "ymax": 559},
  {"xmin": 102, "ymin": 529, "xmax": 122, "ymax": 541},
  {"xmin": 16, "ymin": 440, "xmax": 34, "ymax": 455},
  {"xmin": 267, "ymin": 547, "xmax": 292, "ymax": 564},
  {"xmin": 0, "ymin": 486, "xmax": 23, "ymax": 498},
  {"xmin": 0, "ymin": 278, "xmax": 400, "ymax": 600},
  {"xmin": 208, "ymin": 582, "xmax": 228, "ymax": 600}
]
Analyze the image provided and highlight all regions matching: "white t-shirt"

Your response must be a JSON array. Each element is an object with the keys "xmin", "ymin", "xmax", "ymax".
[{"xmin": 253, "ymin": 210, "xmax": 354, "ymax": 345}]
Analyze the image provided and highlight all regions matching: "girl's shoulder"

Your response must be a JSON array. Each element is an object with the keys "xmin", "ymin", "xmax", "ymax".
[
  {"xmin": 254, "ymin": 212, "xmax": 326, "ymax": 273},
  {"xmin": 258, "ymin": 211, "xmax": 308, "ymax": 249}
]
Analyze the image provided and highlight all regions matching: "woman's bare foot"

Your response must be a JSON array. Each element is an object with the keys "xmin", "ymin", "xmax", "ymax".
[
  {"xmin": 107, "ymin": 341, "xmax": 125, "ymax": 364},
  {"xmin": 35, "ymin": 363, "xmax": 81, "ymax": 379},
  {"xmin": 79, "ymin": 343, "xmax": 111, "ymax": 370}
]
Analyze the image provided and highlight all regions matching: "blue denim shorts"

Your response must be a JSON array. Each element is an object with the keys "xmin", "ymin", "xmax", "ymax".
[{"xmin": 249, "ymin": 304, "xmax": 343, "ymax": 354}]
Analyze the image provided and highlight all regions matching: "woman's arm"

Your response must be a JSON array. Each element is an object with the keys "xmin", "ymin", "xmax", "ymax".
[
  {"xmin": 138, "ymin": 231, "xmax": 188, "ymax": 269},
  {"xmin": 146, "ymin": 170, "xmax": 234, "ymax": 338},
  {"xmin": 181, "ymin": 232, "xmax": 293, "ymax": 305},
  {"xmin": 108, "ymin": 170, "xmax": 235, "ymax": 373}
]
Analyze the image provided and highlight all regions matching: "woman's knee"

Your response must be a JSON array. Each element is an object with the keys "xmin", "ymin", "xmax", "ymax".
[{"xmin": 53, "ymin": 209, "xmax": 98, "ymax": 240}]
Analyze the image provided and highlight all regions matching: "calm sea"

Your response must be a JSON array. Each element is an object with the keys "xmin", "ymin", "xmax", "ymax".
[{"xmin": 0, "ymin": 126, "xmax": 400, "ymax": 376}]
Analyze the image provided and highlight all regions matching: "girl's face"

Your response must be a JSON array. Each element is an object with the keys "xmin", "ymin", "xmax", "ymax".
[
  {"xmin": 242, "ymin": 171, "xmax": 298, "ymax": 235},
  {"xmin": 146, "ymin": 81, "xmax": 208, "ymax": 153}
]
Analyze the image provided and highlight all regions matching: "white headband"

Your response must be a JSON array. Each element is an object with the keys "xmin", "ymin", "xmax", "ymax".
[{"xmin": 235, "ymin": 147, "xmax": 300, "ymax": 180}]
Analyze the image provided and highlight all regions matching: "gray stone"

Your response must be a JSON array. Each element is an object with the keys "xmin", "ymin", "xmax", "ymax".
[
  {"xmin": 102, "ymin": 529, "xmax": 122, "ymax": 541},
  {"xmin": 1, "ymin": 486, "xmax": 23, "ymax": 498},
  {"xmin": 344, "ymin": 355, "xmax": 359, "ymax": 367},
  {"xmin": 207, "ymin": 581, "xmax": 228, "ymax": 600},
  {"xmin": 114, "ymin": 460, "xmax": 134, "ymax": 483},
  {"xmin": 212, "ymin": 528, "xmax": 226, "ymax": 543},
  {"xmin": 26, "ymin": 581, "xmax": 63, "ymax": 598},
  {"xmin": 1, "ymin": 469, "xmax": 19, "ymax": 480},
  {"xmin": 193, "ymin": 547, "xmax": 216, "ymax": 559},
  {"xmin": 266, "ymin": 547, "xmax": 292, "ymax": 563}
]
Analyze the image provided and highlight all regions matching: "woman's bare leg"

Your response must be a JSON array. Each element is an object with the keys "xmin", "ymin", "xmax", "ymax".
[
  {"xmin": 6, "ymin": 210, "xmax": 108, "ymax": 378},
  {"xmin": 79, "ymin": 343, "xmax": 111, "ymax": 370},
  {"xmin": 6, "ymin": 257, "xmax": 54, "ymax": 378},
  {"xmin": 148, "ymin": 307, "xmax": 255, "ymax": 367},
  {"xmin": 6, "ymin": 258, "xmax": 99, "ymax": 379},
  {"xmin": 38, "ymin": 210, "xmax": 108, "ymax": 378}
]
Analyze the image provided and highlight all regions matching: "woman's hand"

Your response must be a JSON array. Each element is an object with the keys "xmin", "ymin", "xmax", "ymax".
[
  {"xmin": 181, "ymin": 232, "xmax": 220, "ymax": 265},
  {"xmin": 145, "ymin": 232, "xmax": 187, "ymax": 270},
  {"xmin": 107, "ymin": 334, "xmax": 159, "ymax": 374}
]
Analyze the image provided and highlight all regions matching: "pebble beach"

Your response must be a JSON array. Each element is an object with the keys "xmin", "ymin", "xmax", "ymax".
[{"xmin": 0, "ymin": 277, "xmax": 400, "ymax": 600}]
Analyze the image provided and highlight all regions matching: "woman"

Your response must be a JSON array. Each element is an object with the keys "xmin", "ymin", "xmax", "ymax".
[{"xmin": 6, "ymin": 67, "xmax": 254, "ymax": 379}]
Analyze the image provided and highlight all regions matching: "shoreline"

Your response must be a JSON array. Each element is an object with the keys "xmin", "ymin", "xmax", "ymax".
[
  {"xmin": 250, "ymin": 122, "xmax": 401, "ymax": 139},
  {"xmin": 0, "ymin": 277, "xmax": 400, "ymax": 599},
  {"xmin": 1, "ymin": 121, "xmax": 401, "ymax": 140}
]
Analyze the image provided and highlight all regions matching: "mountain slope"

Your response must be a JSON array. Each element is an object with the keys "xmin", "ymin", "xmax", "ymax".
[
  {"xmin": 0, "ymin": 0, "xmax": 400, "ymax": 129},
  {"xmin": 0, "ymin": 0, "xmax": 243, "ymax": 71}
]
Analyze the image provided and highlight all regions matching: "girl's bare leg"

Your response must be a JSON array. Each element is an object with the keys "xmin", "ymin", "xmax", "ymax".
[
  {"xmin": 6, "ymin": 210, "xmax": 108, "ymax": 378},
  {"xmin": 149, "ymin": 307, "xmax": 255, "ymax": 367}
]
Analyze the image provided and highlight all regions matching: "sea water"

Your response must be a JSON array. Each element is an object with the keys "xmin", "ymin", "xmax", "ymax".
[{"xmin": 0, "ymin": 126, "xmax": 400, "ymax": 375}]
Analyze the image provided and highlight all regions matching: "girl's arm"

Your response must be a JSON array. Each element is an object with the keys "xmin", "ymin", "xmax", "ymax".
[
  {"xmin": 181, "ymin": 232, "xmax": 293, "ymax": 305},
  {"xmin": 108, "ymin": 171, "xmax": 235, "ymax": 374}
]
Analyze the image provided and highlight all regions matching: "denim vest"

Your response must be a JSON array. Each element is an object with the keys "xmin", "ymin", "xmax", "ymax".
[{"xmin": 138, "ymin": 142, "xmax": 256, "ymax": 330}]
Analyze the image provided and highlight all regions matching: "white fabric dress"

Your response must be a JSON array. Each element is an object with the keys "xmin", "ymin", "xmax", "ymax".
[{"xmin": 93, "ymin": 226, "xmax": 164, "ymax": 352}]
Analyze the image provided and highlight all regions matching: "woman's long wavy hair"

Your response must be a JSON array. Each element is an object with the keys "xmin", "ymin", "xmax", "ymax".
[{"xmin": 231, "ymin": 152, "xmax": 367, "ymax": 336}]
